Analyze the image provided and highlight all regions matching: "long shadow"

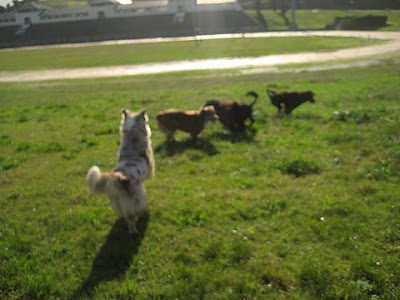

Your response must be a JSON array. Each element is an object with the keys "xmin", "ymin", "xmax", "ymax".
[
  {"xmin": 211, "ymin": 127, "xmax": 257, "ymax": 143},
  {"xmin": 155, "ymin": 137, "xmax": 219, "ymax": 157},
  {"xmin": 293, "ymin": 113, "xmax": 322, "ymax": 121},
  {"xmin": 71, "ymin": 212, "xmax": 149, "ymax": 299},
  {"xmin": 272, "ymin": 112, "xmax": 321, "ymax": 121}
]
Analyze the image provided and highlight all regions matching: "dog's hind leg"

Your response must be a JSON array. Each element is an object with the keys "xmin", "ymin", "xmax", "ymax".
[
  {"xmin": 236, "ymin": 122, "xmax": 246, "ymax": 132},
  {"xmin": 110, "ymin": 196, "xmax": 123, "ymax": 217},
  {"xmin": 190, "ymin": 131, "xmax": 199, "ymax": 140},
  {"xmin": 166, "ymin": 130, "xmax": 175, "ymax": 142},
  {"xmin": 158, "ymin": 122, "xmax": 175, "ymax": 142},
  {"xmin": 284, "ymin": 106, "xmax": 293, "ymax": 115},
  {"xmin": 126, "ymin": 183, "xmax": 146, "ymax": 234},
  {"xmin": 127, "ymin": 215, "xmax": 139, "ymax": 234}
]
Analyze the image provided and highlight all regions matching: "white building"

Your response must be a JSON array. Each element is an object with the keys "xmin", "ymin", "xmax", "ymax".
[{"xmin": 0, "ymin": 0, "xmax": 241, "ymax": 28}]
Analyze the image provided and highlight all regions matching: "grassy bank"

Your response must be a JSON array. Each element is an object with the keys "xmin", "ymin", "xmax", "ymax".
[
  {"xmin": 1, "ymin": 62, "xmax": 399, "ymax": 299},
  {"xmin": 0, "ymin": 36, "xmax": 380, "ymax": 72},
  {"xmin": 246, "ymin": 9, "xmax": 400, "ymax": 31}
]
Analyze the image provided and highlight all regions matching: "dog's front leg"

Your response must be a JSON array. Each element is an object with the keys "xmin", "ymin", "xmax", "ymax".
[{"xmin": 249, "ymin": 117, "xmax": 255, "ymax": 127}]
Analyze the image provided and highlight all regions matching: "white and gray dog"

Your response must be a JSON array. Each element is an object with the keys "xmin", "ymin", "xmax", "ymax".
[{"xmin": 87, "ymin": 109, "xmax": 155, "ymax": 234}]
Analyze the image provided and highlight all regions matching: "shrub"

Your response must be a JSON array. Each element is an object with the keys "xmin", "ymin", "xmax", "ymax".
[{"xmin": 326, "ymin": 15, "xmax": 388, "ymax": 30}]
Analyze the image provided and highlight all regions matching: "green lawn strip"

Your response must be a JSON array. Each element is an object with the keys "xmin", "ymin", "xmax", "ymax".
[
  {"xmin": 0, "ymin": 63, "xmax": 399, "ymax": 299},
  {"xmin": 0, "ymin": 36, "xmax": 380, "ymax": 72},
  {"xmin": 270, "ymin": 52, "xmax": 400, "ymax": 72},
  {"xmin": 246, "ymin": 9, "xmax": 400, "ymax": 31}
]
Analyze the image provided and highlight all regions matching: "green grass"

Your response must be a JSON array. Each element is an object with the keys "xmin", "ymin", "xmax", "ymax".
[
  {"xmin": 41, "ymin": 0, "xmax": 89, "ymax": 8},
  {"xmin": 247, "ymin": 9, "xmax": 400, "ymax": 31},
  {"xmin": 0, "ymin": 36, "xmax": 381, "ymax": 72},
  {"xmin": 1, "ymin": 62, "xmax": 400, "ymax": 299}
]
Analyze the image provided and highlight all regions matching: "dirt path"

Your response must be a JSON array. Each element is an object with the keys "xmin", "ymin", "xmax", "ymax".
[{"xmin": 1, "ymin": 31, "xmax": 399, "ymax": 82}]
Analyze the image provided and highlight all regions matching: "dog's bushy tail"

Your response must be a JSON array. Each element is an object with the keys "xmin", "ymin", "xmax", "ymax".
[{"xmin": 87, "ymin": 166, "xmax": 107, "ymax": 194}]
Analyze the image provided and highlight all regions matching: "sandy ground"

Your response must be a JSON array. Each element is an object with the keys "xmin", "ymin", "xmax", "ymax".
[{"xmin": 0, "ymin": 31, "xmax": 399, "ymax": 82}]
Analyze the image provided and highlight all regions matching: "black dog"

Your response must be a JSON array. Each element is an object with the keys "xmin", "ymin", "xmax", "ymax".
[
  {"xmin": 267, "ymin": 89, "xmax": 315, "ymax": 115},
  {"xmin": 205, "ymin": 91, "xmax": 258, "ymax": 132}
]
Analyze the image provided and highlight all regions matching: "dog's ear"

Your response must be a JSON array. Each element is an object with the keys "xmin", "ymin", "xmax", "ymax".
[
  {"xmin": 121, "ymin": 108, "xmax": 129, "ymax": 119},
  {"xmin": 137, "ymin": 109, "xmax": 148, "ymax": 122}
]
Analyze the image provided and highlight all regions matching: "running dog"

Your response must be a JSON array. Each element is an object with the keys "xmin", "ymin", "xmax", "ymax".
[
  {"xmin": 204, "ymin": 91, "xmax": 258, "ymax": 132},
  {"xmin": 87, "ymin": 109, "xmax": 155, "ymax": 234},
  {"xmin": 267, "ymin": 89, "xmax": 315, "ymax": 115},
  {"xmin": 156, "ymin": 106, "xmax": 218, "ymax": 141}
]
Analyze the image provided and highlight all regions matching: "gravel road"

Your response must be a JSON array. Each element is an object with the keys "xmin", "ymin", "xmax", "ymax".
[{"xmin": 0, "ymin": 31, "xmax": 399, "ymax": 82}]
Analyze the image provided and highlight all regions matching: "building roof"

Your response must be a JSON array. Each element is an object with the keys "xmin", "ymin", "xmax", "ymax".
[
  {"xmin": 117, "ymin": 0, "xmax": 168, "ymax": 10},
  {"xmin": 15, "ymin": 2, "xmax": 50, "ymax": 12}
]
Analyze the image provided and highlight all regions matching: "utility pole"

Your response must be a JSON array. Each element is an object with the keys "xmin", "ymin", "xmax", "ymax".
[{"xmin": 291, "ymin": 0, "xmax": 297, "ymax": 29}]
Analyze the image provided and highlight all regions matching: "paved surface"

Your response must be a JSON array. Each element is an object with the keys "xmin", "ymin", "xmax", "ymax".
[{"xmin": 1, "ymin": 31, "xmax": 399, "ymax": 82}]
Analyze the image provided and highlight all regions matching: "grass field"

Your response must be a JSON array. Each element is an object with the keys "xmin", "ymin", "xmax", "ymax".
[
  {"xmin": 0, "ymin": 57, "xmax": 399, "ymax": 299},
  {"xmin": 246, "ymin": 9, "xmax": 400, "ymax": 31},
  {"xmin": 0, "ymin": 36, "xmax": 381, "ymax": 72}
]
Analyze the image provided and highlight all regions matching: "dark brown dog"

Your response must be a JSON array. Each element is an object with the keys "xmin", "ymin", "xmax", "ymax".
[
  {"xmin": 156, "ymin": 106, "xmax": 218, "ymax": 141},
  {"xmin": 204, "ymin": 91, "xmax": 258, "ymax": 132},
  {"xmin": 267, "ymin": 89, "xmax": 315, "ymax": 115}
]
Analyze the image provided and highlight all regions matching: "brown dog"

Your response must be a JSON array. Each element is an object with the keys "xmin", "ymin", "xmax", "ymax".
[
  {"xmin": 267, "ymin": 89, "xmax": 315, "ymax": 115},
  {"xmin": 204, "ymin": 91, "xmax": 258, "ymax": 132},
  {"xmin": 157, "ymin": 106, "xmax": 218, "ymax": 141}
]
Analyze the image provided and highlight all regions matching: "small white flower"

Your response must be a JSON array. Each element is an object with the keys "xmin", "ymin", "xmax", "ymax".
[
  {"xmin": 232, "ymin": 229, "xmax": 238, "ymax": 234},
  {"xmin": 243, "ymin": 236, "xmax": 248, "ymax": 241},
  {"xmin": 320, "ymin": 216, "xmax": 326, "ymax": 222}
]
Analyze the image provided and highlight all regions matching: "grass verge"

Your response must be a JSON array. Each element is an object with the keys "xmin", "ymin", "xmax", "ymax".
[
  {"xmin": 246, "ymin": 9, "xmax": 400, "ymax": 31},
  {"xmin": 0, "ymin": 62, "xmax": 399, "ymax": 299},
  {"xmin": 0, "ymin": 36, "xmax": 380, "ymax": 72}
]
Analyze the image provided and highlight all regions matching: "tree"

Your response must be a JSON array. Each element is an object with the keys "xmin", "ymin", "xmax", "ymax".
[{"xmin": 255, "ymin": 0, "xmax": 268, "ymax": 29}]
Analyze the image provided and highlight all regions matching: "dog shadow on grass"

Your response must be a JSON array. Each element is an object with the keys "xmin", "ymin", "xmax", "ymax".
[
  {"xmin": 211, "ymin": 127, "xmax": 256, "ymax": 143},
  {"xmin": 70, "ymin": 212, "xmax": 149, "ymax": 299},
  {"xmin": 155, "ymin": 137, "xmax": 219, "ymax": 157}
]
